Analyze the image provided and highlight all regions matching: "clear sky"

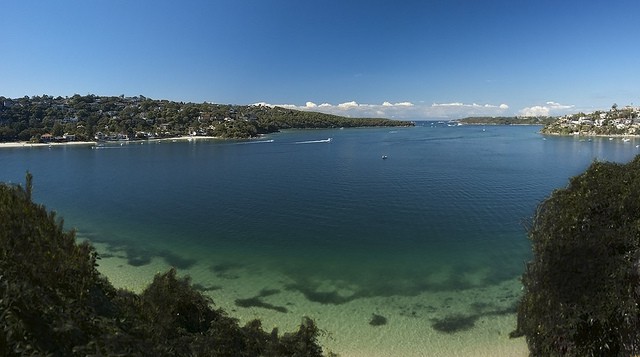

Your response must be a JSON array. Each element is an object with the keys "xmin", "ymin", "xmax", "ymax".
[{"xmin": 2, "ymin": 0, "xmax": 639, "ymax": 119}]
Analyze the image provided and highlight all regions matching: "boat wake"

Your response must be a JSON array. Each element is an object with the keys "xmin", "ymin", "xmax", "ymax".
[
  {"xmin": 238, "ymin": 139, "xmax": 274, "ymax": 145},
  {"xmin": 294, "ymin": 138, "xmax": 332, "ymax": 144},
  {"xmin": 92, "ymin": 146, "xmax": 126, "ymax": 150}
]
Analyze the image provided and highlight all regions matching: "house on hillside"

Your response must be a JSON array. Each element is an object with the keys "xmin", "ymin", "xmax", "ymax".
[{"xmin": 40, "ymin": 134, "xmax": 53, "ymax": 143}]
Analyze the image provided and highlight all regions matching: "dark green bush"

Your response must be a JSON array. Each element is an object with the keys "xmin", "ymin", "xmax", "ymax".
[
  {"xmin": 513, "ymin": 157, "xmax": 640, "ymax": 356},
  {"xmin": 0, "ymin": 174, "xmax": 328, "ymax": 356}
]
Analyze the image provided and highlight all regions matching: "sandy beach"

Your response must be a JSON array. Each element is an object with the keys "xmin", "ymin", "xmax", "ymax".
[
  {"xmin": 0, "ymin": 140, "xmax": 98, "ymax": 148},
  {"xmin": 0, "ymin": 136, "xmax": 224, "ymax": 149}
]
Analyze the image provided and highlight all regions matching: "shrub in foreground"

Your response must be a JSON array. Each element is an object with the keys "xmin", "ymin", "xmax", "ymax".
[
  {"xmin": 512, "ymin": 157, "xmax": 640, "ymax": 356},
  {"xmin": 0, "ymin": 174, "xmax": 327, "ymax": 356}
]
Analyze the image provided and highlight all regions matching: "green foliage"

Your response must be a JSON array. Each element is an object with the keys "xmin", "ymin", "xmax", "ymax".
[
  {"xmin": 1, "ymin": 95, "xmax": 413, "ymax": 140},
  {"xmin": 0, "ymin": 174, "xmax": 329, "ymax": 356},
  {"xmin": 513, "ymin": 156, "xmax": 640, "ymax": 356},
  {"xmin": 253, "ymin": 106, "xmax": 413, "ymax": 130}
]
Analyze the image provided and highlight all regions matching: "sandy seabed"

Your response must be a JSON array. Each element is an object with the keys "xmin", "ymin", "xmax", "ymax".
[{"xmin": 91, "ymin": 242, "xmax": 528, "ymax": 357}]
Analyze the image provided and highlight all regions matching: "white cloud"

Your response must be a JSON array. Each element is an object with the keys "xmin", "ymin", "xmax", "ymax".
[
  {"xmin": 519, "ymin": 105, "xmax": 550, "ymax": 117},
  {"xmin": 546, "ymin": 101, "xmax": 574, "ymax": 110},
  {"xmin": 433, "ymin": 102, "xmax": 465, "ymax": 107},
  {"xmin": 519, "ymin": 101, "xmax": 575, "ymax": 117},
  {"xmin": 338, "ymin": 101, "xmax": 359, "ymax": 108},
  {"xmin": 253, "ymin": 100, "xmax": 510, "ymax": 119}
]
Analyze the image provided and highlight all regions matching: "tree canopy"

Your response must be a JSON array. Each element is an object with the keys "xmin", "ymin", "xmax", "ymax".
[{"xmin": 512, "ymin": 156, "xmax": 640, "ymax": 356}]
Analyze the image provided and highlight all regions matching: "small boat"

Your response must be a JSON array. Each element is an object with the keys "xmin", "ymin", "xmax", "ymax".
[{"xmin": 382, "ymin": 155, "xmax": 388, "ymax": 160}]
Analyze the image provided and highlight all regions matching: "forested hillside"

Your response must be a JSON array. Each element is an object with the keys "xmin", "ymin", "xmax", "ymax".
[{"xmin": 0, "ymin": 95, "xmax": 413, "ymax": 141}]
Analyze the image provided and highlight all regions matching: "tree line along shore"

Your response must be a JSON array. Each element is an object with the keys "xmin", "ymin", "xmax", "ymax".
[{"xmin": 0, "ymin": 94, "xmax": 413, "ymax": 143}]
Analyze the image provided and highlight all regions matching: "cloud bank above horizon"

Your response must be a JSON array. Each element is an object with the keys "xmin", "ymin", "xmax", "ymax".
[
  {"xmin": 519, "ymin": 102, "xmax": 576, "ymax": 117},
  {"xmin": 252, "ymin": 100, "xmax": 511, "ymax": 120},
  {"xmin": 251, "ymin": 100, "xmax": 578, "ymax": 120}
]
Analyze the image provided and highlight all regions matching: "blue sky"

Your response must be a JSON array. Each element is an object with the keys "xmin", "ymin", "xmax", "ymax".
[{"xmin": 2, "ymin": 0, "xmax": 639, "ymax": 119}]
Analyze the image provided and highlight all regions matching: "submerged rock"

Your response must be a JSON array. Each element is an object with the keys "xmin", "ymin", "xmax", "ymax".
[{"xmin": 369, "ymin": 313, "xmax": 388, "ymax": 326}]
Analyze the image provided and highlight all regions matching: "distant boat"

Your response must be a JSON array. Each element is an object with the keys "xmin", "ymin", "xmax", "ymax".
[
  {"xmin": 623, "ymin": 138, "xmax": 631, "ymax": 142},
  {"xmin": 382, "ymin": 155, "xmax": 388, "ymax": 160}
]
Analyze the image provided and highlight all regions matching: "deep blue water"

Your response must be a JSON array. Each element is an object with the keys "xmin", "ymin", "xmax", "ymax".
[{"xmin": 2, "ymin": 124, "xmax": 639, "ymax": 301}]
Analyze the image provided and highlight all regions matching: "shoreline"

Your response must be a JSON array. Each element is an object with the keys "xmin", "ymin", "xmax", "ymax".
[
  {"xmin": 0, "ymin": 136, "xmax": 225, "ymax": 149},
  {"xmin": 0, "ymin": 140, "xmax": 98, "ymax": 148},
  {"xmin": 542, "ymin": 132, "xmax": 640, "ymax": 138},
  {"xmin": 457, "ymin": 123, "xmax": 544, "ymax": 126}
]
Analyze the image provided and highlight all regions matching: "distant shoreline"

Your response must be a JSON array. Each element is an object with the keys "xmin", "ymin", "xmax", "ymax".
[
  {"xmin": 457, "ymin": 123, "xmax": 544, "ymax": 126},
  {"xmin": 0, "ymin": 141, "xmax": 97, "ymax": 149},
  {"xmin": 542, "ymin": 132, "xmax": 640, "ymax": 138},
  {"xmin": 0, "ymin": 136, "xmax": 223, "ymax": 149}
]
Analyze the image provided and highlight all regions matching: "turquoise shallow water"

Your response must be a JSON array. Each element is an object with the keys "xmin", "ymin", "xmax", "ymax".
[{"xmin": 2, "ymin": 124, "xmax": 640, "ymax": 354}]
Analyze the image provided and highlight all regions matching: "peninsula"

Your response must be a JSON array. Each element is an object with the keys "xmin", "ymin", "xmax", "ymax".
[
  {"xmin": 541, "ymin": 104, "xmax": 640, "ymax": 136},
  {"xmin": 0, "ymin": 95, "xmax": 413, "ymax": 142}
]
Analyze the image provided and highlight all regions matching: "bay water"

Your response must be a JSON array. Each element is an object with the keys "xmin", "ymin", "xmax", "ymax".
[{"xmin": 1, "ymin": 124, "xmax": 638, "ymax": 355}]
